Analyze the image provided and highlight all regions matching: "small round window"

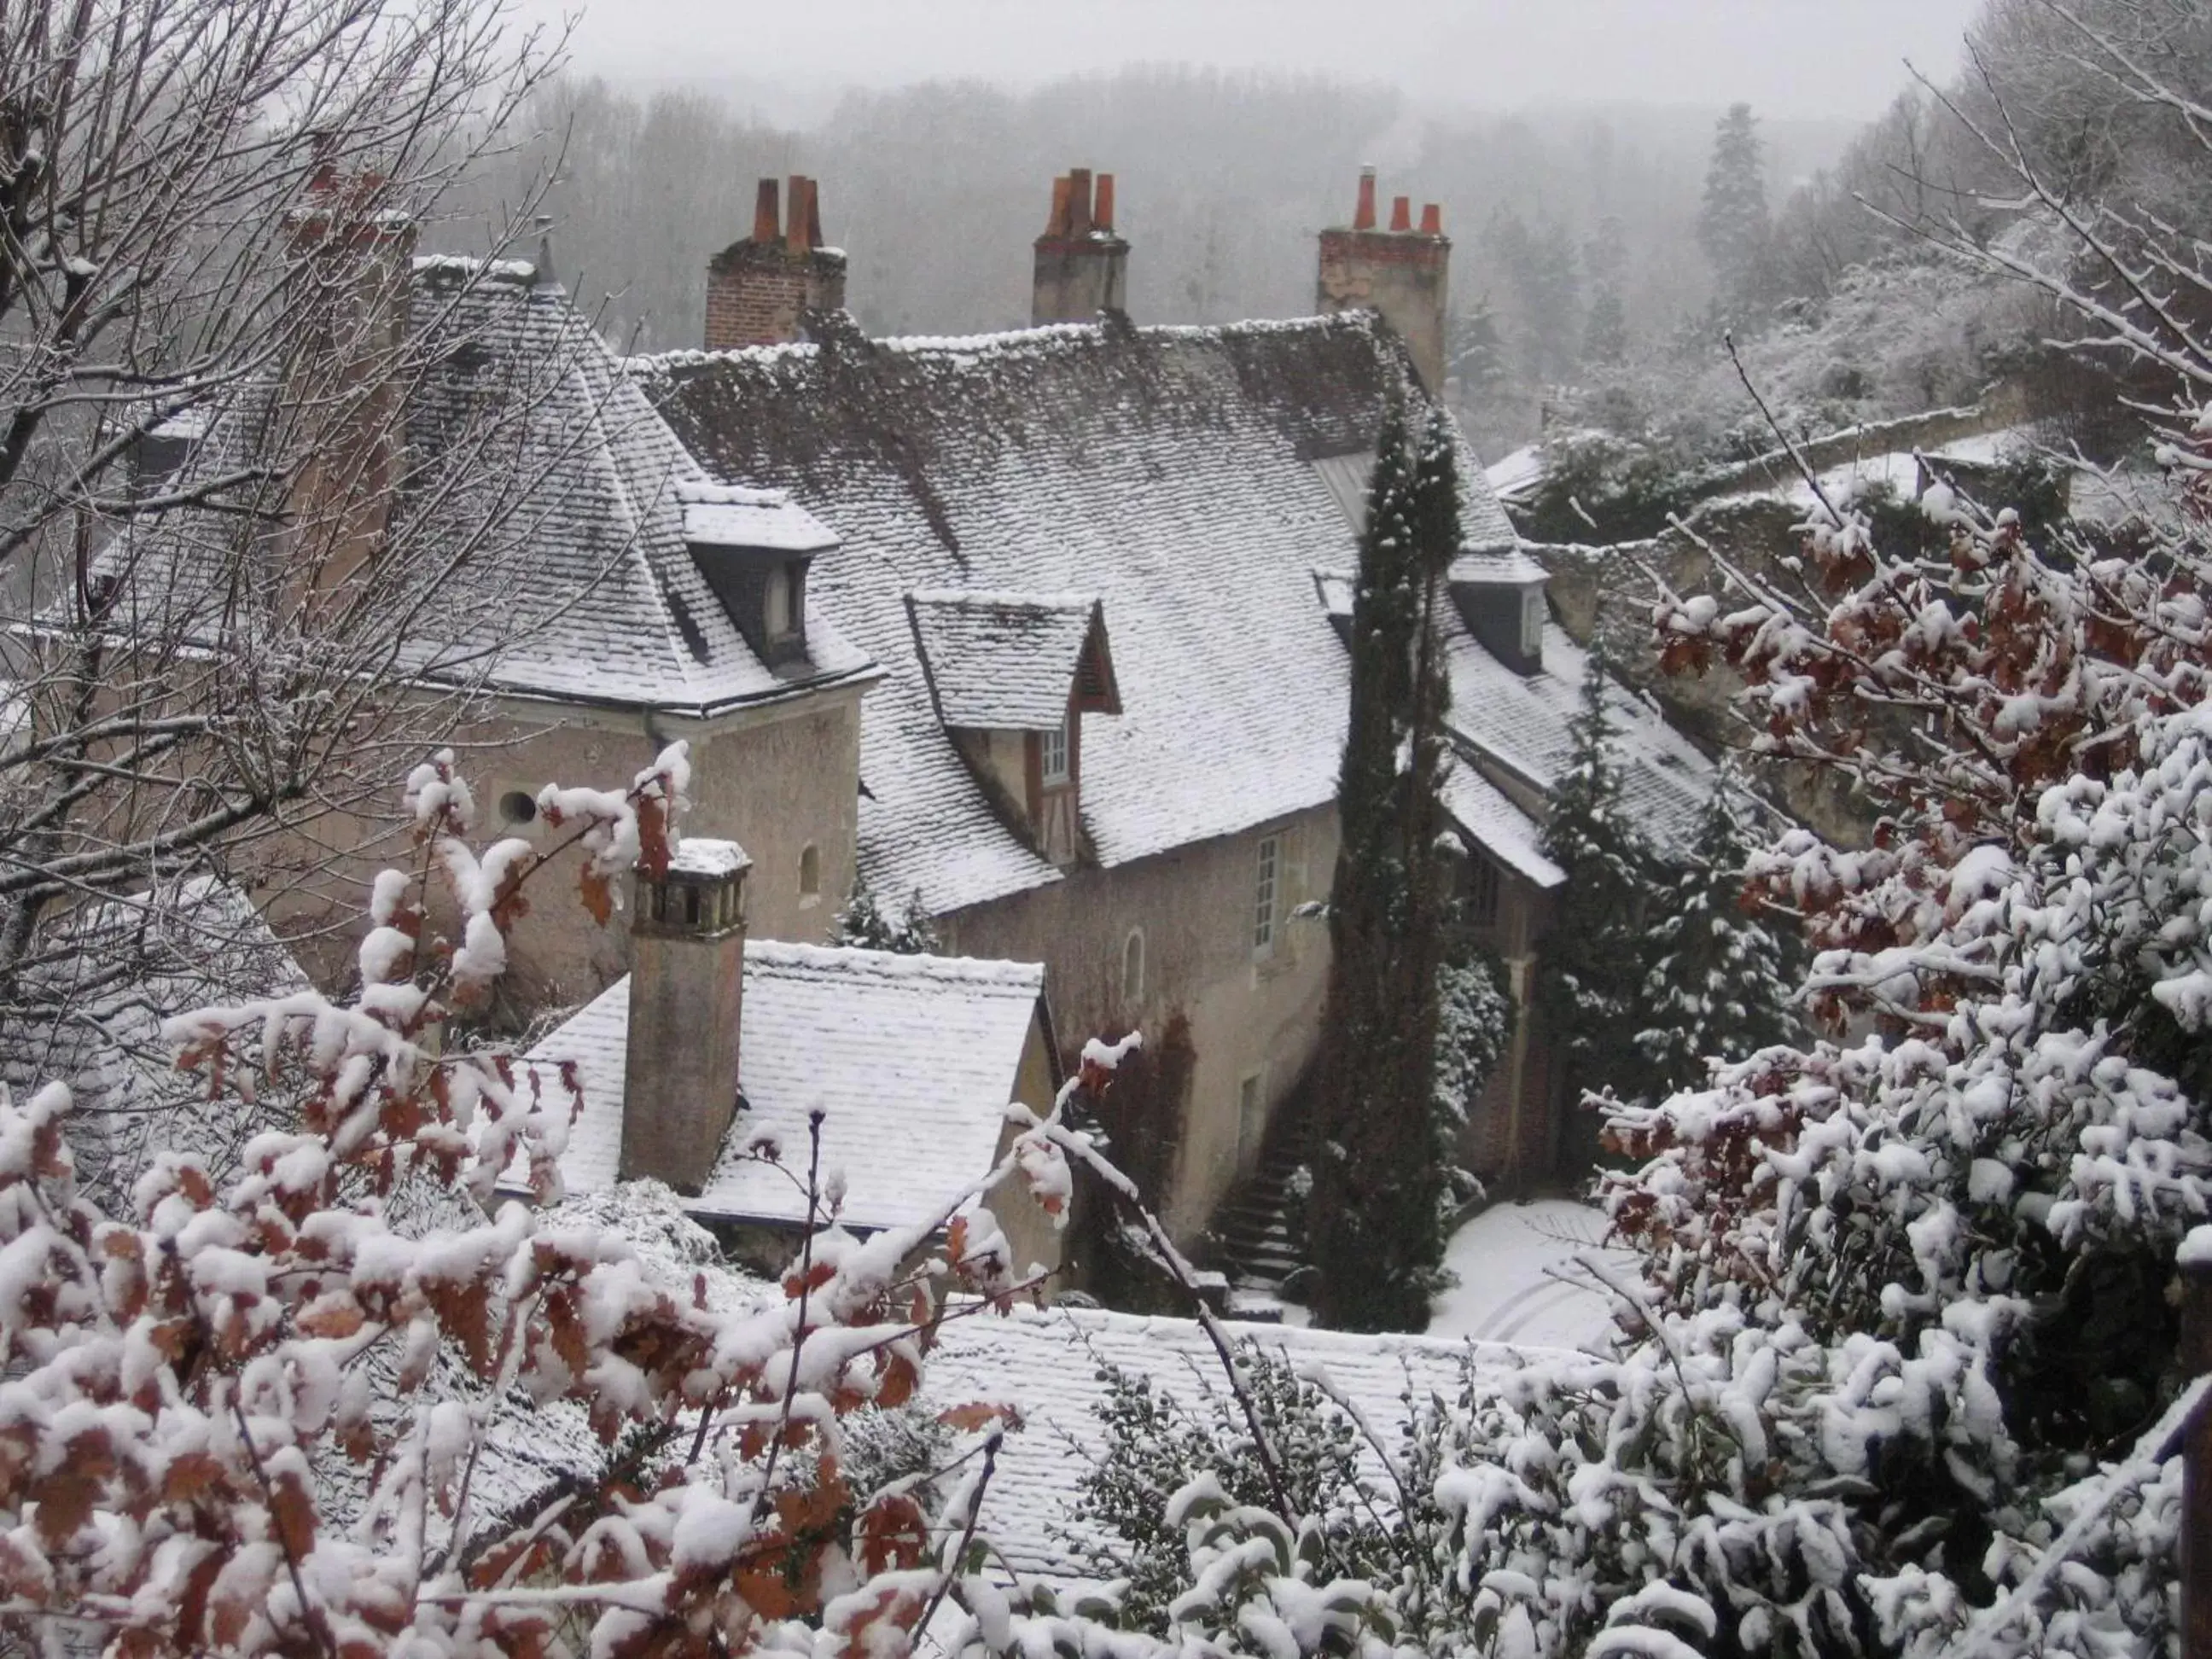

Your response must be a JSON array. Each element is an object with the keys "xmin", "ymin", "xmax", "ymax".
[{"xmin": 498, "ymin": 789, "xmax": 538, "ymax": 826}]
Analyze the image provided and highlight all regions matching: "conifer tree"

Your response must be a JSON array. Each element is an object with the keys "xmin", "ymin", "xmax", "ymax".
[
  {"xmin": 1633, "ymin": 771, "xmax": 1799, "ymax": 1094},
  {"xmin": 1307, "ymin": 402, "xmax": 1460, "ymax": 1333},
  {"xmin": 835, "ymin": 876, "xmax": 941, "ymax": 953},
  {"xmin": 1535, "ymin": 641, "xmax": 1663, "ymax": 1107},
  {"xmin": 1697, "ymin": 102, "xmax": 1773, "ymax": 315}
]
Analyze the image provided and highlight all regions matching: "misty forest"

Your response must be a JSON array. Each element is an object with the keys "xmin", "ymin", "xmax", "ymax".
[{"xmin": 2, "ymin": 0, "xmax": 2211, "ymax": 1656}]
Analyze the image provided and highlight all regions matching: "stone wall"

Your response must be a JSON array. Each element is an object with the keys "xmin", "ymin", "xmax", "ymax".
[
  {"xmin": 268, "ymin": 685, "xmax": 864, "ymax": 1015},
  {"xmin": 943, "ymin": 802, "xmax": 1340, "ymax": 1242}
]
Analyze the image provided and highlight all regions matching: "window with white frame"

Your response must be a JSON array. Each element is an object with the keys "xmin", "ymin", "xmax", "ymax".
[
  {"xmin": 1253, "ymin": 834, "xmax": 1280, "ymax": 955},
  {"xmin": 1041, "ymin": 715, "xmax": 1071, "ymax": 785},
  {"xmin": 1520, "ymin": 587, "xmax": 1545, "ymax": 658}
]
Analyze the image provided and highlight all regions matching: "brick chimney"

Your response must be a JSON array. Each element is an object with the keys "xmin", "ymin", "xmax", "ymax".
[
  {"xmin": 620, "ymin": 838, "xmax": 750, "ymax": 1192},
  {"xmin": 704, "ymin": 175, "xmax": 848, "ymax": 350},
  {"xmin": 1032, "ymin": 166, "xmax": 1129, "ymax": 325},
  {"xmin": 282, "ymin": 148, "xmax": 416, "ymax": 592},
  {"xmin": 1317, "ymin": 166, "xmax": 1451, "ymax": 396}
]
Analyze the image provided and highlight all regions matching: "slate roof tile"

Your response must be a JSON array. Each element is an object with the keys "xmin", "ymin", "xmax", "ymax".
[
  {"xmin": 521, "ymin": 940, "xmax": 1048, "ymax": 1233},
  {"xmin": 919, "ymin": 1303, "xmax": 1536, "ymax": 1585},
  {"xmin": 905, "ymin": 591, "xmax": 1103, "ymax": 731},
  {"xmin": 643, "ymin": 312, "xmax": 1713, "ymax": 908},
  {"xmin": 81, "ymin": 261, "xmax": 876, "ymax": 719}
]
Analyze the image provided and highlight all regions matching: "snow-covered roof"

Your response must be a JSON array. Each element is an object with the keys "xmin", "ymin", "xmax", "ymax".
[
  {"xmin": 84, "ymin": 259, "xmax": 876, "ymax": 719},
  {"xmin": 520, "ymin": 940, "xmax": 1049, "ymax": 1232},
  {"xmin": 673, "ymin": 478, "xmax": 841, "ymax": 554},
  {"xmin": 905, "ymin": 591, "xmax": 1115, "ymax": 731},
  {"xmin": 641, "ymin": 313, "xmax": 1546, "ymax": 914},
  {"xmin": 1484, "ymin": 443, "xmax": 1545, "ymax": 504},
  {"xmin": 1447, "ymin": 625, "xmax": 1714, "ymax": 852},
  {"xmin": 919, "ymin": 1303, "xmax": 1526, "ymax": 1585},
  {"xmin": 1441, "ymin": 759, "xmax": 1564, "ymax": 888}
]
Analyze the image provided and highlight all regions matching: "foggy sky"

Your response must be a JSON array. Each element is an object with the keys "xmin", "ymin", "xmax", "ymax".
[{"xmin": 516, "ymin": 0, "xmax": 1988, "ymax": 122}]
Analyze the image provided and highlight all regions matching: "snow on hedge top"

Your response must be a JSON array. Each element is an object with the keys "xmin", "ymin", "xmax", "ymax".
[
  {"xmin": 517, "ymin": 940, "xmax": 1046, "ymax": 1231},
  {"xmin": 919, "ymin": 1301, "xmax": 1522, "ymax": 1585},
  {"xmin": 639, "ymin": 311, "xmax": 1523, "ymax": 915},
  {"xmin": 905, "ymin": 590, "xmax": 1106, "ymax": 731}
]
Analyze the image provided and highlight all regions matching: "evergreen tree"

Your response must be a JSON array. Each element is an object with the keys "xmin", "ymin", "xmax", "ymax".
[
  {"xmin": 1580, "ymin": 215, "xmax": 1631, "ymax": 367},
  {"xmin": 1633, "ymin": 771, "xmax": 1800, "ymax": 1094},
  {"xmin": 1445, "ymin": 297, "xmax": 1511, "ymax": 399},
  {"xmin": 1582, "ymin": 285, "xmax": 1629, "ymax": 366},
  {"xmin": 1535, "ymin": 640, "xmax": 1663, "ymax": 1107},
  {"xmin": 1307, "ymin": 402, "xmax": 1460, "ymax": 1333},
  {"xmin": 835, "ymin": 876, "xmax": 941, "ymax": 953},
  {"xmin": 1697, "ymin": 102, "xmax": 1773, "ymax": 316}
]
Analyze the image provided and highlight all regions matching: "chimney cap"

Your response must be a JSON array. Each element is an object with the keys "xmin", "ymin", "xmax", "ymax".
[{"xmin": 667, "ymin": 838, "xmax": 751, "ymax": 880}]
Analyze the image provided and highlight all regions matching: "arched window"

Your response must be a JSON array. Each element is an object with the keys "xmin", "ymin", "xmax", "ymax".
[
  {"xmin": 799, "ymin": 843, "xmax": 821, "ymax": 904},
  {"xmin": 1121, "ymin": 928, "xmax": 1144, "ymax": 1004}
]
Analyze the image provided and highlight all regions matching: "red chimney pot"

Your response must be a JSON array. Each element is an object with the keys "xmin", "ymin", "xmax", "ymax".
[
  {"xmin": 1045, "ymin": 175, "xmax": 1073, "ymax": 237},
  {"xmin": 751, "ymin": 178, "xmax": 780, "ymax": 245},
  {"xmin": 1419, "ymin": 201, "xmax": 1442, "ymax": 236},
  {"xmin": 1389, "ymin": 195, "xmax": 1412, "ymax": 233},
  {"xmin": 1068, "ymin": 166, "xmax": 1094, "ymax": 239},
  {"xmin": 1093, "ymin": 172, "xmax": 1116, "ymax": 235},
  {"xmin": 1353, "ymin": 166, "xmax": 1377, "ymax": 231}
]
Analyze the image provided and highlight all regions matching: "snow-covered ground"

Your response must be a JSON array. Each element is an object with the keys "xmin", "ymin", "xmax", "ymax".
[{"xmin": 1428, "ymin": 1198, "xmax": 1632, "ymax": 1349}]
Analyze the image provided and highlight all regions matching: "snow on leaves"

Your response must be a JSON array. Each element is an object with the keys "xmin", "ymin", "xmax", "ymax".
[{"xmin": 0, "ymin": 748, "xmax": 1202, "ymax": 1659}]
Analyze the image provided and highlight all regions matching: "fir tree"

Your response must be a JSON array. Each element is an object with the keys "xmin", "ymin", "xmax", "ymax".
[
  {"xmin": 835, "ymin": 876, "xmax": 941, "ymax": 953},
  {"xmin": 1633, "ymin": 771, "xmax": 1800, "ymax": 1094},
  {"xmin": 1535, "ymin": 640, "xmax": 1664, "ymax": 1108},
  {"xmin": 1582, "ymin": 284, "xmax": 1629, "ymax": 366},
  {"xmin": 1697, "ymin": 102, "xmax": 1772, "ymax": 316},
  {"xmin": 1307, "ymin": 402, "xmax": 1460, "ymax": 1332},
  {"xmin": 1445, "ymin": 298, "xmax": 1511, "ymax": 399}
]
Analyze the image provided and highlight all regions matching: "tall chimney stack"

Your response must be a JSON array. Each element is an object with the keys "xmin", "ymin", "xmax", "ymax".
[
  {"xmin": 1316, "ymin": 168, "xmax": 1451, "ymax": 396},
  {"xmin": 282, "ymin": 149, "xmax": 417, "ymax": 596},
  {"xmin": 704, "ymin": 176, "xmax": 848, "ymax": 350},
  {"xmin": 620, "ymin": 839, "xmax": 751, "ymax": 1192},
  {"xmin": 1032, "ymin": 166, "xmax": 1129, "ymax": 326}
]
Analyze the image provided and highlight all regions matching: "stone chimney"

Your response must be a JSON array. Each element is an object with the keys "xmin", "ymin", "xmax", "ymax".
[
  {"xmin": 282, "ymin": 147, "xmax": 416, "ymax": 592},
  {"xmin": 1316, "ymin": 166, "xmax": 1450, "ymax": 397},
  {"xmin": 620, "ymin": 838, "xmax": 751, "ymax": 1192},
  {"xmin": 704, "ymin": 175, "xmax": 848, "ymax": 350},
  {"xmin": 1032, "ymin": 166, "xmax": 1129, "ymax": 325}
]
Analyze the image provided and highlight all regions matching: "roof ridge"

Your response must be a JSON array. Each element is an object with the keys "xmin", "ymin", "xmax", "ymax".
[{"xmin": 744, "ymin": 937, "xmax": 1045, "ymax": 990}]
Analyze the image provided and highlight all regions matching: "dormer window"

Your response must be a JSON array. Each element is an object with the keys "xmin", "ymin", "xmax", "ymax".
[
  {"xmin": 1041, "ymin": 715, "xmax": 1071, "ymax": 786},
  {"xmin": 904, "ymin": 589, "xmax": 1122, "ymax": 870},
  {"xmin": 675, "ymin": 478, "xmax": 837, "ymax": 669},
  {"xmin": 1447, "ymin": 548, "xmax": 1553, "ymax": 678}
]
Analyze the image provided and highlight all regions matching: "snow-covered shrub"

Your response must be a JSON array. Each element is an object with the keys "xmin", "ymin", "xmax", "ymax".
[{"xmin": 1422, "ymin": 409, "xmax": 2212, "ymax": 1659}]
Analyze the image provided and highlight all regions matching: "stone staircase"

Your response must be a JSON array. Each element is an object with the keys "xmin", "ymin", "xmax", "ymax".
[{"xmin": 1208, "ymin": 1096, "xmax": 1318, "ymax": 1313}]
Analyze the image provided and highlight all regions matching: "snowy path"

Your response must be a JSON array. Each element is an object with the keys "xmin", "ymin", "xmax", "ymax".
[{"xmin": 1428, "ymin": 1198, "xmax": 1632, "ymax": 1349}]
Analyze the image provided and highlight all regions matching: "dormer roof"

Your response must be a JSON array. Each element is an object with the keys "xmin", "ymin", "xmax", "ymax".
[
  {"xmin": 673, "ymin": 479, "xmax": 839, "ymax": 555},
  {"xmin": 904, "ymin": 590, "xmax": 1121, "ymax": 731}
]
